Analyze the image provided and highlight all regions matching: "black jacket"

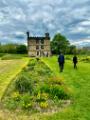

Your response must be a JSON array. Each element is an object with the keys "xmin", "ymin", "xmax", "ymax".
[{"xmin": 73, "ymin": 56, "xmax": 77, "ymax": 63}]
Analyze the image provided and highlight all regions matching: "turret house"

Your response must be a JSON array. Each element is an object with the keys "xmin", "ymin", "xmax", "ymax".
[{"xmin": 27, "ymin": 32, "xmax": 51, "ymax": 57}]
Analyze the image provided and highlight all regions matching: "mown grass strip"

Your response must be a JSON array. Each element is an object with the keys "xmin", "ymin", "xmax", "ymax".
[
  {"xmin": 41, "ymin": 57, "xmax": 60, "ymax": 76},
  {"xmin": 40, "ymin": 56, "xmax": 90, "ymax": 120},
  {"xmin": 0, "ymin": 58, "xmax": 29, "ymax": 100}
]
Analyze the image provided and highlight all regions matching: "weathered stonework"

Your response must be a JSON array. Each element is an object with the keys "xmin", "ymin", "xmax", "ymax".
[{"xmin": 27, "ymin": 32, "xmax": 51, "ymax": 57}]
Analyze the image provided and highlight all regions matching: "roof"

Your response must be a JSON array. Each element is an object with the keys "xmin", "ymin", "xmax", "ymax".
[{"xmin": 28, "ymin": 36, "xmax": 50, "ymax": 40}]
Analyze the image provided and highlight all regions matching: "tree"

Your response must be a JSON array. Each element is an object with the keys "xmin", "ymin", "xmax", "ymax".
[
  {"xmin": 0, "ymin": 44, "xmax": 28, "ymax": 54},
  {"xmin": 16, "ymin": 45, "xmax": 27, "ymax": 54},
  {"xmin": 0, "ymin": 44, "xmax": 17, "ymax": 53},
  {"xmin": 51, "ymin": 33, "xmax": 70, "ymax": 54},
  {"xmin": 69, "ymin": 45, "xmax": 77, "ymax": 54}
]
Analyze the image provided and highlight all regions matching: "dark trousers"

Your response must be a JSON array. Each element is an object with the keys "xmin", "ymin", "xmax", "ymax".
[
  {"xmin": 59, "ymin": 63, "xmax": 64, "ymax": 72},
  {"xmin": 74, "ymin": 62, "xmax": 77, "ymax": 69}
]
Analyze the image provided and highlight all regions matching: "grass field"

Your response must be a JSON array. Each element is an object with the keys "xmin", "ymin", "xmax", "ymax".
[
  {"xmin": 0, "ymin": 55, "xmax": 90, "ymax": 120},
  {"xmin": 41, "ymin": 56, "xmax": 90, "ymax": 120}
]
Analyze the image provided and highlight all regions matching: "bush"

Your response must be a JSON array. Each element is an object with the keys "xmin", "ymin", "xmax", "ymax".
[
  {"xmin": 15, "ymin": 75, "xmax": 33, "ymax": 94},
  {"xmin": 20, "ymin": 93, "xmax": 34, "ymax": 109},
  {"xmin": 4, "ymin": 98, "xmax": 19, "ymax": 110},
  {"xmin": 4, "ymin": 93, "xmax": 34, "ymax": 110},
  {"xmin": 40, "ymin": 84, "xmax": 50, "ymax": 94},
  {"xmin": 16, "ymin": 45, "xmax": 27, "ymax": 54},
  {"xmin": 35, "ymin": 84, "xmax": 70, "ymax": 100},
  {"xmin": 50, "ymin": 85, "xmax": 70, "ymax": 100}
]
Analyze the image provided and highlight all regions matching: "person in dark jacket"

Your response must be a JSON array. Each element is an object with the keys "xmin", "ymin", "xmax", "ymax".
[
  {"xmin": 58, "ymin": 53, "xmax": 65, "ymax": 72},
  {"xmin": 73, "ymin": 55, "xmax": 78, "ymax": 69}
]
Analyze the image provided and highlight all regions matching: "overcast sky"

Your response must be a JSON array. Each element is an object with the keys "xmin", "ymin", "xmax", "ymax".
[{"xmin": 0, "ymin": 0, "xmax": 90, "ymax": 46}]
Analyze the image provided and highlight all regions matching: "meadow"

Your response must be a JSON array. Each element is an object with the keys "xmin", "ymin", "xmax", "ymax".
[
  {"xmin": 0, "ymin": 54, "xmax": 90, "ymax": 120},
  {"xmin": 41, "ymin": 56, "xmax": 90, "ymax": 120}
]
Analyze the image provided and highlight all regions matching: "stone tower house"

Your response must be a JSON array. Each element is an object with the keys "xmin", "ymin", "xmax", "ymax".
[{"xmin": 27, "ymin": 32, "xmax": 51, "ymax": 57}]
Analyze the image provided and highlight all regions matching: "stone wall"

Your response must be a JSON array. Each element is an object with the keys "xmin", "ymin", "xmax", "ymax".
[{"xmin": 27, "ymin": 38, "xmax": 51, "ymax": 57}]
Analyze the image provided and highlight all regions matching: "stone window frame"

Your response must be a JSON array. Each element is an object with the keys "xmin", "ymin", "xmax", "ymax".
[
  {"xmin": 41, "ymin": 40, "xmax": 44, "ymax": 44},
  {"xmin": 36, "ymin": 45, "xmax": 39, "ymax": 50},
  {"xmin": 41, "ymin": 45, "xmax": 44, "ymax": 49},
  {"xmin": 36, "ymin": 40, "xmax": 39, "ymax": 44}
]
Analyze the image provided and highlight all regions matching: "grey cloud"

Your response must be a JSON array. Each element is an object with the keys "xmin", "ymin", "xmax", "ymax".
[{"xmin": 0, "ymin": 0, "xmax": 90, "ymax": 46}]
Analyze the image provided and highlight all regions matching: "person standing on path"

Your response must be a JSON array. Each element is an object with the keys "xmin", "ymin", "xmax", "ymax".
[
  {"xmin": 73, "ymin": 55, "xmax": 78, "ymax": 69},
  {"xmin": 58, "ymin": 53, "xmax": 65, "ymax": 72}
]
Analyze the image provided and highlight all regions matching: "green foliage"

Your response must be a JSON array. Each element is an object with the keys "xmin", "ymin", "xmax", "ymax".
[
  {"xmin": 51, "ymin": 33, "xmax": 70, "ymax": 54},
  {"xmin": 4, "ymin": 93, "xmax": 34, "ymax": 110},
  {"xmin": 78, "ymin": 47, "xmax": 90, "ymax": 55},
  {"xmin": 50, "ymin": 33, "xmax": 78, "ymax": 55},
  {"xmin": 19, "ymin": 93, "xmax": 34, "ymax": 109},
  {"xmin": 36, "ymin": 92, "xmax": 48, "ymax": 102},
  {"xmin": 40, "ymin": 84, "xmax": 50, "ymax": 94},
  {"xmin": 23, "ymin": 59, "xmax": 36, "ymax": 73},
  {"xmin": 0, "ymin": 44, "xmax": 17, "ymax": 53},
  {"xmin": 50, "ymin": 85, "xmax": 69, "ymax": 99},
  {"xmin": 2, "ymin": 58, "xmax": 70, "ymax": 113},
  {"xmin": 68, "ymin": 45, "xmax": 77, "ymax": 54},
  {"xmin": 39, "ymin": 101, "xmax": 48, "ymax": 109},
  {"xmin": 0, "ymin": 44, "xmax": 27, "ymax": 54},
  {"xmin": 25, "ymin": 59, "xmax": 37, "ymax": 71},
  {"xmin": 40, "ymin": 84, "xmax": 69, "ymax": 100},
  {"xmin": 34, "ymin": 61, "xmax": 53, "ymax": 76},
  {"xmin": 4, "ymin": 98, "xmax": 19, "ymax": 110},
  {"xmin": 16, "ymin": 45, "xmax": 27, "ymax": 54},
  {"xmin": 15, "ymin": 75, "xmax": 33, "ymax": 94},
  {"xmin": 81, "ymin": 57, "xmax": 90, "ymax": 63}
]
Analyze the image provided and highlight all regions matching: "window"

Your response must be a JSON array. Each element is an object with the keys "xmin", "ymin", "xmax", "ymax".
[
  {"xmin": 36, "ymin": 45, "xmax": 39, "ymax": 50},
  {"xmin": 37, "ymin": 51, "xmax": 39, "ymax": 56},
  {"xmin": 41, "ymin": 45, "xmax": 44, "ymax": 49},
  {"xmin": 41, "ymin": 40, "xmax": 44, "ymax": 44},
  {"xmin": 36, "ymin": 40, "xmax": 39, "ymax": 44}
]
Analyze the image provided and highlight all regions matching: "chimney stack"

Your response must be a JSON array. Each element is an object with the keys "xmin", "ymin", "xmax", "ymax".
[
  {"xmin": 26, "ymin": 31, "xmax": 29, "ymax": 39},
  {"xmin": 45, "ymin": 33, "xmax": 49, "ymax": 38}
]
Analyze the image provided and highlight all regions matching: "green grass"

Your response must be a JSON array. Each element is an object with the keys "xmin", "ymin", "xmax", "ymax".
[
  {"xmin": 1, "ymin": 54, "xmax": 28, "ymax": 60},
  {"xmin": 0, "ymin": 55, "xmax": 90, "ymax": 120},
  {"xmin": 0, "ymin": 58, "xmax": 29, "ymax": 99},
  {"xmin": 40, "ymin": 56, "xmax": 90, "ymax": 120}
]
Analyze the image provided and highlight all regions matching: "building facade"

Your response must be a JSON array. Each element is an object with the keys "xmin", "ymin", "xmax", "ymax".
[{"xmin": 27, "ymin": 32, "xmax": 51, "ymax": 57}]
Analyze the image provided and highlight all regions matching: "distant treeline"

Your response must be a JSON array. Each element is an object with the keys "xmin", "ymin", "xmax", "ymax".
[
  {"xmin": 0, "ymin": 44, "xmax": 27, "ymax": 54},
  {"xmin": 77, "ymin": 47, "xmax": 90, "ymax": 55}
]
